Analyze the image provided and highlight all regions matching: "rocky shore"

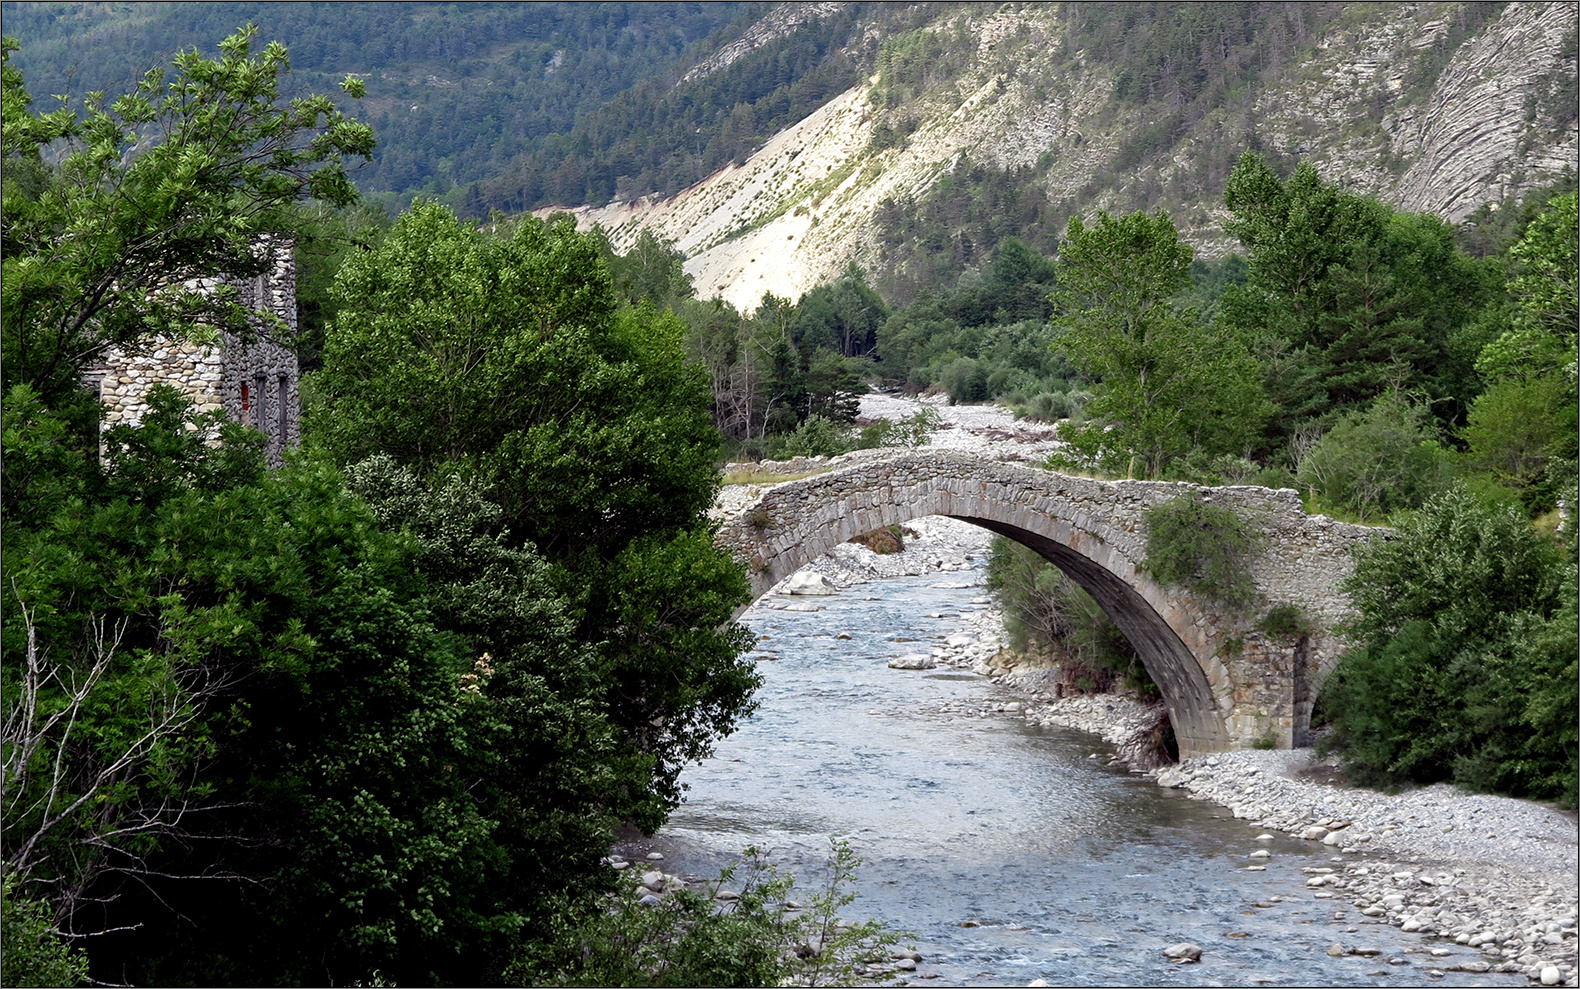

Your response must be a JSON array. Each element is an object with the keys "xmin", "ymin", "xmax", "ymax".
[
  {"xmin": 935, "ymin": 596, "xmax": 1580, "ymax": 986},
  {"xmin": 723, "ymin": 396, "xmax": 1579, "ymax": 986},
  {"xmin": 756, "ymin": 534, "xmax": 1578, "ymax": 986}
]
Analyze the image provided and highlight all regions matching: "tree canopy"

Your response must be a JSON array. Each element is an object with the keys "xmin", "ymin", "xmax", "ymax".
[
  {"xmin": 308, "ymin": 202, "xmax": 758, "ymax": 827},
  {"xmin": 1050, "ymin": 209, "xmax": 1267, "ymax": 478},
  {"xmin": 2, "ymin": 33, "xmax": 760, "ymax": 986},
  {"xmin": 0, "ymin": 27, "xmax": 373, "ymax": 404}
]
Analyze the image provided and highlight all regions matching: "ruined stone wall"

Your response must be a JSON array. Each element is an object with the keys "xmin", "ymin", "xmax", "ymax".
[
  {"xmin": 91, "ymin": 337, "xmax": 227, "ymax": 426},
  {"xmin": 90, "ymin": 239, "xmax": 300, "ymax": 465},
  {"xmin": 716, "ymin": 452, "xmax": 1381, "ymax": 754}
]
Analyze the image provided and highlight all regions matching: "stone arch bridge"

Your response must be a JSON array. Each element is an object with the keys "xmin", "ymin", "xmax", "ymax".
[{"xmin": 714, "ymin": 452, "xmax": 1379, "ymax": 758}]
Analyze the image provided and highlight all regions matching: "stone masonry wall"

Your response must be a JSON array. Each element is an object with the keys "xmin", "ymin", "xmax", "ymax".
[
  {"xmin": 90, "ymin": 238, "xmax": 300, "ymax": 466},
  {"xmin": 716, "ymin": 451, "xmax": 1381, "ymax": 755}
]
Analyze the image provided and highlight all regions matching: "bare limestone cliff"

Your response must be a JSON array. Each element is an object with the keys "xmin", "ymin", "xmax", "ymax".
[{"xmin": 550, "ymin": 2, "xmax": 1575, "ymax": 309}]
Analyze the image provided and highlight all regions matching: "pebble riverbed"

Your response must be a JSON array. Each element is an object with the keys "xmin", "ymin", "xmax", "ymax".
[{"xmin": 693, "ymin": 396, "xmax": 1579, "ymax": 986}]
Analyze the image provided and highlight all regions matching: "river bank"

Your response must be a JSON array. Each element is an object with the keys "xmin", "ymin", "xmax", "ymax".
[
  {"xmin": 840, "ymin": 558, "xmax": 1578, "ymax": 986},
  {"xmin": 716, "ymin": 396, "xmax": 1578, "ymax": 986}
]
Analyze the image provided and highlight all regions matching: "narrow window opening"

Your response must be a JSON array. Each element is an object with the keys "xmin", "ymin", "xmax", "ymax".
[
  {"xmin": 254, "ymin": 374, "xmax": 267, "ymax": 431},
  {"xmin": 241, "ymin": 381, "xmax": 250, "ymax": 411},
  {"xmin": 277, "ymin": 374, "xmax": 289, "ymax": 451}
]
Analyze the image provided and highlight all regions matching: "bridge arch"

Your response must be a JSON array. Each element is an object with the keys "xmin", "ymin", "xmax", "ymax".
[{"xmin": 715, "ymin": 452, "xmax": 1375, "ymax": 757}]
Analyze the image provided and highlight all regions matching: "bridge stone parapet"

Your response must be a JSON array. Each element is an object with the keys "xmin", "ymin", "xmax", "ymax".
[{"xmin": 715, "ymin": 451, "xmax": 1380, "ymax": 757}]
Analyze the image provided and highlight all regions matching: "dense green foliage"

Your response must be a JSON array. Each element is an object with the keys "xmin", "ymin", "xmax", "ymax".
[
  {"xmin": 1295, "ymin": 391, "xmax": 1455, "ymax": 520},
  {"xmin": 2, "ymin": 35, "xmax": 769, "ymax": 986},
  {"xmin": 1050, "ymin": 211, "xmax": 1268, "ymax": 478},
  {"xmin": 1141, "ymin": 495, "xmax": 1259, "ymax": 606},
  {"xmin": 1, "ymin": 871, "xmax": 88, "ymax": 987},
  {"xmin": 1318, "ymin": 488, "xmax": 1577, "ymax": 803},
  {"xmin": 1222, "ymin": 152, "xmax": 1497, "ymax": 437},
  {"xmin": 521, "ymin": 840, "xmax": 900, "ymax": 987},
  {"xmin": 1, "ymin": 1, "xmax": 748, "ymax": 212},
  {"xmin": 1, "ymin": 28, "xmax": 373, "ymax": 404},
  {"xmin": 307, "ymin": 201, "xmax": 759, "ymax": 829}
]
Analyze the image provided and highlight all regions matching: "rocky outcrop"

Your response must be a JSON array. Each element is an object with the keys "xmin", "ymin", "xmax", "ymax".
[
  {"xmin": 1256, "ymin": 0, "xmax": 1578, "ymax": 223},
  {"xmin": 680, "ymin": 2, "xmax": 851, "ymax": 83}
]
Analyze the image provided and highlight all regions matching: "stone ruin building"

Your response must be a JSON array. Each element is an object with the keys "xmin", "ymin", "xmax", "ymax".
[{"xmin": 85, "ymin": 238, "xmax": 301, "ymax": 467}]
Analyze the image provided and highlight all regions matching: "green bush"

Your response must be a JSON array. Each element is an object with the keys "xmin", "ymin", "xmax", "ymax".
[
  {"xmin": 518, "ymin": 840, "xmax": 900, "ymax": 988},
  {"xmin": 1318, "ymin": 486, "xmax": 1576, "ymax": 803},
  {"xmin": 936, "ymin": 356, "xmax": 988, "ymax": 403},
  {"xmin": 1142, "ymin": 495, "xmax": 1259, "ymax": 605},
  {"xmin": 853, "ymin": 407, "xmax": 940, "ymax": 450},
  {"xmin": 985, "ymin": 537, "xmax": 1155, "ymax": 695},
  {"xmin": 770, "ymin": 415, "xmax": 855, "ymax": 458},
  {"xmin": 1017, "ymin": 388, "xmax": 1091, "ymax": 423},
  {"xmin": 1296, "ymin": 393, "xmax": 1454, "ymax": 520},
  {"xmin": 1258, "ymin": 603, "xmax": 1311, "ymax": 641},
  {"xmin": 1461, "ymin": 373, "xmax": 1577, "ymax": 515},
  {"xmin": 1, "ymin": 872, "xmax": 87, "ymax": 988}
]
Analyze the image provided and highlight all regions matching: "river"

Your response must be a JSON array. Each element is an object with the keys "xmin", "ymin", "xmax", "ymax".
[{"xmin": 618, "ymin": 564, "xmax": 1527, "ymax": 987}]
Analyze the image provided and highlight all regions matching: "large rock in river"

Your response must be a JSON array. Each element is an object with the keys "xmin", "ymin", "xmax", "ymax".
[{"xmin": 782, "ymin": 572, "xmax": 838, "ymax": 595}]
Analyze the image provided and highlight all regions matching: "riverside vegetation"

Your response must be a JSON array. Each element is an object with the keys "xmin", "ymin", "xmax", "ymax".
[
  {"xmin": 0, "ymin": 33, "xmax": 891, "ymax": 987},
  {"xmin": 3, "ymin": 18, "xmax": 1576, "ymax": 989}
]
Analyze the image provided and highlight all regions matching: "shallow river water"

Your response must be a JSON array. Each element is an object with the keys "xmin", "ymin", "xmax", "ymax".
[{"xmin": 620, "ymin": 568, "xmax": 1524, "ymax": 987}]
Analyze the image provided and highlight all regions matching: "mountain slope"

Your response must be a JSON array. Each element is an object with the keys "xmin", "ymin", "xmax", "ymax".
[{"xmin": 550, "ymin": 1, "xmax": 1576, "ymax": 309}]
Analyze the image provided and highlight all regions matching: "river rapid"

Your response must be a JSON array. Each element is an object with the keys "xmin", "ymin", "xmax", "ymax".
[{"xmin": 617, "ymin": 565, "xmax": 1533, "ymax": 987}]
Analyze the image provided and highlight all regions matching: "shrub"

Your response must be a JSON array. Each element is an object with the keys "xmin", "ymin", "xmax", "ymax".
[
  {"xmin": 854, "ymin": 407, "xmax": 940, "ymax": 450},
  {"xmin": 985, "ymin": 537, "xmax": 1155, "ymax": 696},
  {"xmin": 770, "ymin": 416, "xmax": 853, "ymax": 459},
  {"xmin": 1296, "ymin": 393, "xmax": 1454, "ymax": 520},
  {"xmin": 1461, "ymin": 373, "xmax": 1577, "ymax": 515},
  {"xmin": 1317, "ymin": 486, "xmax": 1576, "ymax": 803},
  {"xmin": 1258, "ymin": 603, "xmax": 1311, "ymax": 641},
  {"xmin": 854, "ymin": 418, "xmax": 895, "ymax": 449},
  {"xmin": 892, "ymin": 406, "xmax": 941, "ymax": 447},
  {"xmin": 936, "ymin": 356, "xmax": 988, "ymax": 403},
  {"xmin": 518, "ymin": 840, "xmax": 901, "ymax": 988},
  {"xmin": 1142, "ymin": 495, "xmax": 1259, "ymax": 605},
  {"xmin": 1, "ymin": 872, "xmax": 88, "ymax": 988},
  {"xmin": 1019, "ymin": 390, "xmax": 1068, "ymax": 422}
]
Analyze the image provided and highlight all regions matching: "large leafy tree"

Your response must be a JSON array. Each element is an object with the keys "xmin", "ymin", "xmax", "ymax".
[
  {"xmin": 0, "ymin": 27, "xmax": 373, "ymax": 405},
  {"xmin": 2, "ymin": 26, "xmax": 379, "ymax": 979},
  {"xmin": 1462, "ymin": 192, "xmax": 1580, "ymax": 515},
  {"xmin": 1051, "ymin": 210, "xmax": 1267, "ymax": 478},
  {"xmin": 2, "ymin": 31, "xmax": 682, "ymax": 986},
  {"xmin": 6, "ymin": 388, "xmax": 626, "ymax": 985},
  {"xmin": 1221, "ymin": 152, "xmax": 1494, "ymax": 435},
  {"xmin": 309, "ymin": 203, "xmax": 758, "ymax": 828}
]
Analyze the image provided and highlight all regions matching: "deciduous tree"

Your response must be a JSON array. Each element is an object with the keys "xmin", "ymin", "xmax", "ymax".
[
  {"xmin": 0, "ymin": 27, "xmax": 373, "ymax": 404},
  {"xmin": 309, "ymin": 203, "xmax": 758, "ymax": 828},
  {"xmin": 1051, "ymin": 210, "xmax": 1267, "ymax": 478}
]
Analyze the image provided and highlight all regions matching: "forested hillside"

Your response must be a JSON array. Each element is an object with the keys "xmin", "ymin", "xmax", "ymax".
[
  {"xmin": 559, "ymin": 1, "xmax": 1575, "ymax": 308},
  {"xmin": 0, "ymin": 1, "xmax": 753, "ymax": 212},
  {"xmin": 8, "ymin": 2, "xmax": 1573, "ymax": 305}
]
